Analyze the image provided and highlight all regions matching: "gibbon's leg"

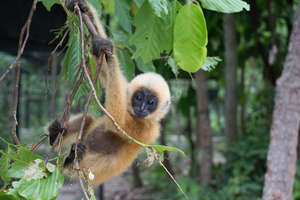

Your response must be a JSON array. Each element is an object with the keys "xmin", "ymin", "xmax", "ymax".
[{"xmin": 48, "ymin": 114, "xmax": 94, "ymax": 146}]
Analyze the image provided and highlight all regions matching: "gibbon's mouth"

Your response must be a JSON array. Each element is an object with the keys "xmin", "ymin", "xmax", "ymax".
[{"xmin": 133, "ymin": 110, "xmax": 149, "ymax": 119}]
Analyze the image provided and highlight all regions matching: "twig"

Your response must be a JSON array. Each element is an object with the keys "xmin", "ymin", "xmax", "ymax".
[
  {"xmin": 11, "ymin": 63, "xmax": 21, "ymax": 145},
  {"xmin": 0, "ymin": 0, "xmax": 37, "ymax": 83},
  {"xmin": 32, "ymin": 134, "xmax": 49, "ymax": 152},
  {"xmin": 157, "ymin": 155, "xmax": 189, "ymax": 200},
  {"xmin": 59, "ymin": 67, "xmax": 84, "ymax": 124},
  {"xmin": 47, "ymin": 12, "xmax": 75, "ymax": 72}
]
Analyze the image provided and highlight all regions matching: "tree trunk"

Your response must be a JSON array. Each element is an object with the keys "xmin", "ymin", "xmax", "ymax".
[
  {"xmin": 223, "ymin": 14, "xmax": 238, "ymax": 146},
  {"xmin": 240, "ymin": 65, "xmax": 246, "ymax": 136},
  {"xmin": 195, "ymin": 70, "xmax": 212, "ymax": 186},
  {"xmin": 262, "ymin": 3, "xmax": 300, "ymax": 200}
]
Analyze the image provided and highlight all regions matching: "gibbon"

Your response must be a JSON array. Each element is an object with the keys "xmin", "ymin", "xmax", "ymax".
[{"xmin": 48, "ymin": 0, "xmax": 171, "ymax": 185}]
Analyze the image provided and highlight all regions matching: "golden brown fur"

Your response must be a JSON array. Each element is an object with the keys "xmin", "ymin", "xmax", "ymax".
[{"xmin": 51, "ymin": 1, "xmax": 171, "ymax": 185}]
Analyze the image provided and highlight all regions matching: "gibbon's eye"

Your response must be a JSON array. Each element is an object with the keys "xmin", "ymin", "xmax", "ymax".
[
  {"xmin": 135, "ymin": 94, "xmax": 143, "ymax": 101},
  {"xmin": 148, "ymin": 99, "xmax": 154, "ymax": 105}
]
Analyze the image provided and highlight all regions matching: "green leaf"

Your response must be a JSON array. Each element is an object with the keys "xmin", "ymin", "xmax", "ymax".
[
  {"xmin": 23, "ymin": 159, "xmax": 47, "ymax": 181},
  {"xmin": 38, "ymin": 0, "xmax": 60, "ymax": 12},
  {"xmin": 116, "ymin": 49, "xmax": 135, "ymax": 81},
  {"xmin": 0, "ymin": 191, "xmax": 17, "ymax": 200},
  {"xmin": 168, "ymin": 57, "xmax": 179, "ymax": 77},
  {"xmin": 148, "ymin": 0, "xmax": 168, "ymax": 17},
  {"xmin": 0, "ymin": 154, "xmax": 10, "ymax": 186},
  {"xmin": 174, "ymin": 3, "xmax": 207, "ymax": 72},
  {"xmin": 152, "ymin": 144, "xmax": 185, "ymax": 155},
  {"xmin": 135, "ymin": 58, "xmax": 155, "ymax": 72},
  {"xmin": 62, "ymin": 24, "xmax": 81, "ymax": 84},
  {"xmin": 115, "ymin": 0, "xmax": 132, "ymax": 33},
  {"xmin": 8, "ymin": 146, "xmax": 42, "ymax": 179},
  {"xmin": 130, "ymin": 1, "xmax": 174, "ymax": 62},
  {"xmin": 200, "ymin": 0, "xmax": 250, "ymax": 13},
  {"xmin": 201, "ymin": 56, "xmax": 222, "ymax": 72},
  {"xmin": 101, "ymin": 0, "xmax": 115, "ymax": 13},
  {"xmin": 15, "ymin": 168, "xmax": 64, "ymax": 200}
]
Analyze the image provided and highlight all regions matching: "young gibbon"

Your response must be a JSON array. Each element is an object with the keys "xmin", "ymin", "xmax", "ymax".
[{"xmin": 48, "ymin": 0, "xmax": 171, "ymax": 185}]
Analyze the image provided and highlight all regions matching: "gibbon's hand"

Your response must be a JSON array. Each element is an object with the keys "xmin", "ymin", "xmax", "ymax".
[
  {"xmin": 65, "ymin": 0, "xmax": 88, "ymax": 13},
  {"xmin": 64, "ymin": 142, "xmax": 86, "ymax": 167},
  {"xmin": 92, "ymin": 35, "xmax": 114, "ymax": 58},
  {"xmin": 48, "ymin": 120, "xmax": 65, "ymax": 145}
]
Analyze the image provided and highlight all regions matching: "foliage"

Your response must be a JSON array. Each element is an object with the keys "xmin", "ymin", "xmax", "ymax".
[
  {"xmin": 200, "ymin": 0, "xmax": 250, "ymax": 13},
  {"xmin": 0, "ymin": 140, "xmax": 64, "ymax": 200}
]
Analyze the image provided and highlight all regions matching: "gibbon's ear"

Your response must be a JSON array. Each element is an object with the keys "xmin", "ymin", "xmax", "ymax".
[{"xmin": 127, "ymin": 72, "xmax": 171, "ymax": 120}]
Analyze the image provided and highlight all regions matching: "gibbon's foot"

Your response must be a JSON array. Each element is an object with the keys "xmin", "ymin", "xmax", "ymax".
[
  {"xmin": 65, "ymin": 0, "xmax": 88, "ymax": 13},
  {"xmin": 48, "ymin": 120, "xmax": 65, "ymax": 145},
  {"xmin": 92, "ymin": 35, "xmax": 114, "ymax": 58},
  {"xmin": 64, "ymin": 142, "xmax": 86, "ymax": 167}
]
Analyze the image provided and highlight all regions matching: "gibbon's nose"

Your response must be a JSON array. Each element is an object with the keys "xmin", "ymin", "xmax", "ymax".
[{"xmin": 140, "ymin": 102, "xmax": 146, "ymax": 111}]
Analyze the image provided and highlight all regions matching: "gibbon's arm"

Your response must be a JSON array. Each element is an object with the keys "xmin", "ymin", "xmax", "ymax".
[{"xmin": 86, "ymin": 2, "xmax": 129, "ymax": 129}]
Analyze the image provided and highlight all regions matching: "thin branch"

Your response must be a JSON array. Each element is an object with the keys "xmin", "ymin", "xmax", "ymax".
[
  {"xmin": 0, "ymin": 0, "xmax": 37, "ymax": 83},
  {"xmin": 9, "ymin": 0, "xmax": 38, "ymax": 145},
  {"xmin": 32, "ymin": 134, "xmax": 49, "ymax": 152},
  {"xmin": 74, "ymin": 5, "xmax": 95, "ymax": 200},
  {"xmin": 11, "ymin": 63, "xmax": 21, "ymax": 145}
]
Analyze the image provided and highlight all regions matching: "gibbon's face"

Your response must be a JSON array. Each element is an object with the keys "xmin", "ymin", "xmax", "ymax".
[{"xmin": 131, "ymin": 88, "xmax": 158, "ymax": 119}]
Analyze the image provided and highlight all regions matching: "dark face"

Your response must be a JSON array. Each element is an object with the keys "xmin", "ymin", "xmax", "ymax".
[{"xmin": 131, "ymin": 88, "xmax": 158, "ymax": 119}]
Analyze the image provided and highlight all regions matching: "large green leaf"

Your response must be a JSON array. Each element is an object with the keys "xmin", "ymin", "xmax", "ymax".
[
  {"xmin": 115, "ymin": 0, "xmax": 132, "ymax": 33},
  {"xmin": 15, "ymin": 168, "xmax": 64, "ymax": 200},
  {"xmin": 8, "ymin": 146, "xmax": 42, "ymax": 179},
  {"xmin": 130, "ymin": 1, "xmax": 174, "ymax": 62},
  {"xmin": 62, "ymin": 23, "xmax": 81, "ymax": 84},
  {"xmin": 200, "ymin": 0, "xmax": 250, "ymax": 13},
  {"xmin": 135, "ymin": 58, "xmax": 155, "ymax": 72},
  {"xmin": 174, "ymin": 3, "xmax": 207, "ymax": 72},
  {"xmin": 38, "ymin": 0, "xmax": 60, "ymax": 11},
  {"xmin": 148, "ymin": 0, "xmax": 168, "ymax": 17},
  {"xmin": 116, "ymin": 49, "xmax": 135, "ymax": 81}
]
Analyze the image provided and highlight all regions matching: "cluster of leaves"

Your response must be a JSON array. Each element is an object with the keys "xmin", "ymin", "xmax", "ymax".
[
  {"xmin": 39, "ymin": 0, "xmax": 249, "ymax": 77},
  {"xmin": 0, "ymin": 140, "xmax": 64, "ymax": 200}
]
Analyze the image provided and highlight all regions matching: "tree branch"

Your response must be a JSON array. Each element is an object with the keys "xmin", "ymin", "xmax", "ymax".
[{"xmin": 0, "ymin": 0, "xmax": 37, "ymax": 83}]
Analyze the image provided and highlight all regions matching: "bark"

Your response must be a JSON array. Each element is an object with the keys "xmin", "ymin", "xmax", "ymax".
[
  {"xmin": 262, "ymin": 3, "xmax": 300, "ymax": 200},
  {"xmin": 223, "ymin": 14, "xmax": 238, "ymax": 146},
  {"xmin": 195, "ymin": 70, "xmax": 212, "ymax": 186},
  {"xmin": 240, "ymin": 65, "xmax": 246, "ymax": 136}
]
